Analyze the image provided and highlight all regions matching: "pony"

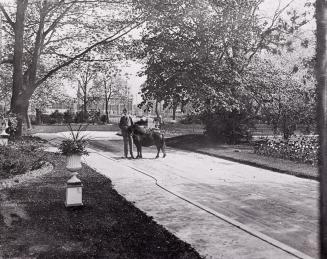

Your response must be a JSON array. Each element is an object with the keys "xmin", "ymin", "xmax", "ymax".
[{"xmin": 128, "ymin": 120, "xmax": 166, "ymax": 159}]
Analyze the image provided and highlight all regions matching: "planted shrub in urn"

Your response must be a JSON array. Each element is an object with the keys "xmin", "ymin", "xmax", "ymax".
[
  {"xmin": 58, "ymin": 124, "xmax": 89, "ymax": 172},
  {"xmin": 59, "ymin": 124, "xmax": 89, "ymax": 207}
]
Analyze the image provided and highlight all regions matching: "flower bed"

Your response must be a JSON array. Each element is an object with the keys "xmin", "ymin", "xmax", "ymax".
[
  {"xmin": 253, "ymin": 135, "xmax": 318, "ymax": 165},
  {"xmin": 0, "ymin": 137, "xmax": 48, "ymax": 179}
]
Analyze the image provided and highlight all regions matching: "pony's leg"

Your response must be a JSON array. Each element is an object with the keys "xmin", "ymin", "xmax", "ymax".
[
  {"xmin": 156, "ymin": 146, "xmax": 160, "ymax": 158},
  {"xmin": 136, "ymin": 145, "xmax": 140, "ymax": 158},
  {"xmin": 129, "ymin": 134, "xmax": 134, "ymax": 159},
  {"xmin": 139, "ymin": 145, "xmax": 142, "ymax": 158},
  {"xmin": 162, "ymin": 138, "xmax": 166, "ymax": 158}
]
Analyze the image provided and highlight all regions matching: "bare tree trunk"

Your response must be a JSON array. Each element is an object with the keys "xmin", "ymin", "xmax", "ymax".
[
  {"xmin": 317, "ymin": 1, "xmax": 327, "ymax": 257},
  {"xmin": 172, "ymin": 103, "xmax": 177, "ymax": 120},
  {"xmin": 181, "ymin": 101, "xmax": 185, "ymax": 113},
  {"xmin": 25, "ymin": 110, "xmax": 31, "ymax": 129},
  {"xmin": 36, "ymin": 108, "xmax": 42, "ymax": 124},
  {"xmin": 11, "ymin": 99, "xmax": 29, "ymax": 137},
  {"xmin": 10, "ymin": 0, "xmax": 28, "ymax": 136},
  {"xmin": 105, "ymin": 100, "xmax": 109, "ymax": 123},
  {"xmin": 83, "ymin": 95, "xmax": 88, "ymax": 121},
  {"xmin": 155, "ymin": 100, "xmax": 160, "ymax": 119}
]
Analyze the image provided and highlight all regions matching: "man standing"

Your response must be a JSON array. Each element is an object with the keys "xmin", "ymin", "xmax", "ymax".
[{"xmin": 119, "ymin": 108, "xmax": 134, "ymax": 158}]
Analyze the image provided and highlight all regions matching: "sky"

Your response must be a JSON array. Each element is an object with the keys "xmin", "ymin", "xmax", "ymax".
[{"xmin": 120, "ymin": 61, "xmax": 145, "ymax": 103}]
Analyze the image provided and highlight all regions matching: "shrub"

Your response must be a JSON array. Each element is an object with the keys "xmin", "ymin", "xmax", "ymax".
[
  {"xmin": 2, "ymin": 157, "xmax": 29, "ymax": 176},
  {"xmin": 180, "ymin": 114, "xmax": 202, "ymax": 124},
  {"xmin": 0, "ymin": 138, "xmax": 47, "ymax": 178},
  {"xmin": 88, "ymin": 110, "xmax": 100, "ymax": 124},
  {"xmin": 200, "ymin": 109, "xmax": 253, "ymax": 144},
  {"xmin": 74, "ymin": 111, "xmax": 88, "ymax": 123},
  {"xmin": 50, "ymin": 110, "xmax": 64, "ymax": 124},
  {"xmin": 31, "ymin": 118, "xmax": 38, "ymax": 125},
  {"xmin": 100, "ymin": 114, "xmax": 108, "ymax": 124},
  {"xmin": 63, "ymin": 110, "xmax": 74, "ymax": 124},
  {"xmin": 253, "ymin": 135, "xmax": 318, "ymax": 165},
  {"xmin": 58, "ymin": 124, "xmax": 89, "ymax": 156},
  {"xmin": 58, "ymin": 138, "xmax": 89, "ymax": 156},
  {"xmin": 41, "ymin": 114, "xmax": 56, "ymax": 124}
]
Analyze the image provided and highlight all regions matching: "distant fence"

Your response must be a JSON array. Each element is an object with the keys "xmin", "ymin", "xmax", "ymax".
[
  {"xmin": 250, "ymin": 123, "xmax": 274, "ymax": 137},
  {"xmin": 108, "ymin": 116, "xmax": 120, "ymax": 124},
  {"xmin": 249, "ymin": 123, "xmax": 314, "ymax": 138}
]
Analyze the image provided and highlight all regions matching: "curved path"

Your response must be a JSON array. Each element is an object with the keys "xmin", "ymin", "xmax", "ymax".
[{"xmin": 37, "ymin": 132, "xmax": 318, "ymax": 259}]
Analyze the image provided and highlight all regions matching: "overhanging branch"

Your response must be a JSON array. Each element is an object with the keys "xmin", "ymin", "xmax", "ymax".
[
  {"xmin": 0, "ymin": 4, "xmax": 15, "ymax": 29},
  {"xmin": 36, "ymin": 16, "xmax": 145, "ymax": 87},
  {"xmin": 44, "ymin": 1, "xmax": 75, "ymax": 36},
  {"xmin": 0, "ymin": 58, "xmax": 13, "ymax": 65}
]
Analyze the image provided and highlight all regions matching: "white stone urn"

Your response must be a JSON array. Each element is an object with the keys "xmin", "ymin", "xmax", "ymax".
[{"xmin": 66, "ymin": 154, "xmax": 82, "ymax": 172}]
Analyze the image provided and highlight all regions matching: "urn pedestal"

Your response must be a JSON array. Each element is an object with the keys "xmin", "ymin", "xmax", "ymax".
[
  {"xmin": 0, "ymin": 133, "xmax": 9, "ymax": 146},
  {"xmin": 0, "ymin": 119, "xmax": 9, "ymax": 146},
  {"xmin": 65, "ymin": 155, "xmax": 83, "ymax": 207}
]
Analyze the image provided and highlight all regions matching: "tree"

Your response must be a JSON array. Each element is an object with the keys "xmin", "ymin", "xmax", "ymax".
[
  {"xmin": 91, "ymin": 63, "xmax": 123, "ymax": 123},
  {"xmin": 0, "ymin": 0, "xmax": 145, "ymax": 135},
  {"xmin": 0, "ymin": 65, "xmax": 12, "ymax": 114},
  {"xmin": 30, "ymin": 74, "xmax": 69, "ymax": 126},
  {"xmin": 137, "ymin": 0, "xmax": 314, "ymax": 141},
  {"xmin": 74, "ymin": 61, "xmax": 97, "ymax": 121},
  {"xmin": 316, "ymin": 0, "xmax": 327, "ymax": 257},
  {"xmin": 241, "ymin": 49, "xmax": 316, "ymax": 138}
]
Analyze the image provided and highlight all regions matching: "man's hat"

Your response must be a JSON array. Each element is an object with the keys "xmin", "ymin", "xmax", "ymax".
[{"xmin": 123, "ymin": 108, "xmax": 127, "ymax": 112}]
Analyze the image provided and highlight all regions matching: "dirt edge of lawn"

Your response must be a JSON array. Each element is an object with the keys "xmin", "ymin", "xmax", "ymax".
[
  {"xmin": 0, "ymin": 152, "xmax": 202, "ymax": 259},
  {"xmin": 165, "ymin": 134, "xmax": 318, "ymax": 181}
]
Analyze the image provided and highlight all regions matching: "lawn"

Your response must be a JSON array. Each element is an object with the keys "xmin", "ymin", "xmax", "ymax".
[
  {"xmin": 29, "ymin": 122, "xmax": 204, "ymax": 137},
  {"xmin": 29, "ymin": 123, "xmax": 120, "ymax": 133},
  {"xmin": 165, "ymin": 134, "xmax": 318, "ymax": 180}
]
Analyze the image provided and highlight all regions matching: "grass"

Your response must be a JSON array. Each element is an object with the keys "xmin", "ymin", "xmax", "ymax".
[
  {"xmin": 29, "ymin": 123, "xmax": 120, "ymax": 133},
  {"xmin": 166, "ymin": 134, "xmax": 318, "ymax": 180},
  {"xmin": 29, "ymin": 122, "xmax": 204, "ymax": 137},
  {"xmin": 161, "ymin": 122, "xmax": 204, "ymax": 137},
  {"xmin": 0, "ymin": 151, "xmax": 202, "ymax": 259}
]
